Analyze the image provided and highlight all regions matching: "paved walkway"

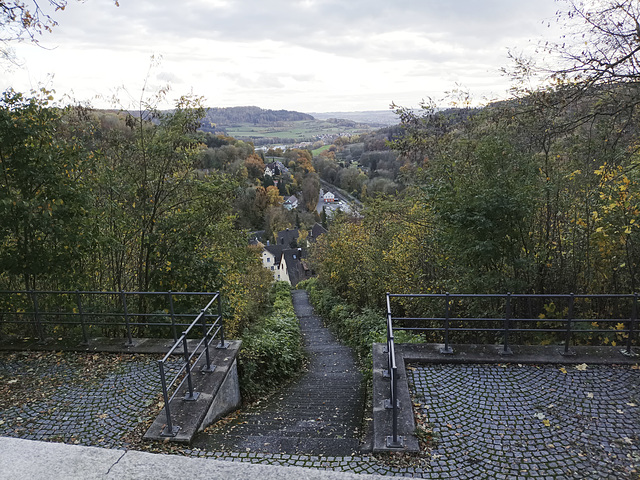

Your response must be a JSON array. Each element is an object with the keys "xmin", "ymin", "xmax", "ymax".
[
  {"xmin": 191, "ymin": 290, "xmax": 365, "ymax": 456},
  {"xmin": 408, "ymin": 363, "xmax": 640, "ymax": 479}
]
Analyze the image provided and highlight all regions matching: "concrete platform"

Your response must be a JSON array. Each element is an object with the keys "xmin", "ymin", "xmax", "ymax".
[
  {"xmin": 372, "ymin": 342, "xmax": 640, "ymax": 453},
  {"xmin": 0, "ymin": 437, "xmax": 398, "ymax": 480}
]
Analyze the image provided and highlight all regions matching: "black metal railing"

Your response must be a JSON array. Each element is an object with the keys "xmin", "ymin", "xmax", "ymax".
[
  {"xmin": 158, "ymin": 292, "xmax": 227, "ymax": 437},
  {"xmin": 384, "ymin": 293, "xmax": 403, "ymax": 448},
  {"xmin": 383, "ymin": 292, "xmax": 639, "ymax": 449},
  {"xmin": 387, "ymin": 292, "xmax": 638, "ymax": 356},
  {"xmin": 0, "ymin": 290, "xmax": 219, "ymax": 344}
]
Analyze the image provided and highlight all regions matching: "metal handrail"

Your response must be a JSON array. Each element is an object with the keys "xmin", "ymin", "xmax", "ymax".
[
  {"xmin": 384, "ymin": 291, "xmax": 639, "ymax": 449},
  {"xmin": 157, "ymin": 292, "xmax": 227, "ymax": 437},
  {"xmin": 0, "ymin": 289, "xmax": 217, "ymax": 344},
  {"xmin": 385, "ymin": 293, "xmax": 403, "ymax": 448},
  {"xmin": 388, "ymin": 292, "xmax": 638, "ymax": 355}
]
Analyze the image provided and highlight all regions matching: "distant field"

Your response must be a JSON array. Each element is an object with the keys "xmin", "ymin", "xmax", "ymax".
[
  {"xmin": 311, "ymin": 145, "xmax": 332, "ymax": 156},
  {"xmin": 222, "ymin": 119, "xmax": 374, "ymax": 142}
]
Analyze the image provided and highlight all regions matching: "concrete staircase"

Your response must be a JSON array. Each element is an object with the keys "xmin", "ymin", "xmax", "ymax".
[{"xmin": 191, "ymin": 290, "xmax": 365, "ymax": 456}]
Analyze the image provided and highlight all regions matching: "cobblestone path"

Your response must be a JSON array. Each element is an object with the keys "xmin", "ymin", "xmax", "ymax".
[
  {"xmin": 190, "ymin": 290, "xmax": 365, "ymax": 456},
  {"xmin": 408, "ymin": 363, "xmax": 640, "ymax": 479},
  {"xmin": 0, "ymin": 352, "xmax": 181, "ymax": 449}
]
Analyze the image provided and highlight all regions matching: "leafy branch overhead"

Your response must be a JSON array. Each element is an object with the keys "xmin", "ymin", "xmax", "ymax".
[{"xmin": 0, "ymin": 1, "xmax": 119, "ymax": 43}]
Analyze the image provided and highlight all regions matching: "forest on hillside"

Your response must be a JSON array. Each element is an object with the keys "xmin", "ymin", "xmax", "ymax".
[
  {"xmin": 309, "ymin": 0, "xmax": 640, "ymax": 313},
  {"xmin": 201, "ymin": 106, "xmax": 314, "ymax": 130},
  {"xmin": 2, "ymin": 0, "xmax": 640, "ymax": 333}
]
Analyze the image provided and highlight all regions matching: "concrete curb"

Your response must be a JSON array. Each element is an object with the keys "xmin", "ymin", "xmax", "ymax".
[{"xmin": 0, "ymin": 437, "xmax": 399, "ymax": 480}]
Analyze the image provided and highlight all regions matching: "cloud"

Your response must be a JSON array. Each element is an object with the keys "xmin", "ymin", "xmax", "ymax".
[{"xmin": 3, "ymin": 0, "xmax": 563, "ymax": 111}]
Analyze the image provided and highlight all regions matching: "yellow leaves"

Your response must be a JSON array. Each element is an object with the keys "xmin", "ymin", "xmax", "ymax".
[
  {"xmin": 559, "ymin": 367, "xmax": 567, "ymax": 374},
  {"xmin": 575, "ymin": 363, "xmax": 587, "ymax": 371},
  {"xmin": 542, "ymin": 419, "xmax": 551, "ymax": 427},
  {"xmin": 615, "ymin": 322, "xmax": 626, "ymax": 331}
]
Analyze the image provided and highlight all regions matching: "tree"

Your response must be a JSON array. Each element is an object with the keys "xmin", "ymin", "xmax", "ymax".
[
  {"xmin": 551, "ymin": 0, "xmax": 640, "ymax": 86},
  {"xmin": 301, "ymin": 173, "xmax": 320, "ymax": 211},
  {"xmin": 265, "ymin": 185, "xmax": 283, "ymax": 207},
  {"xmin": 245, "ymin": 153, "xmax": 265, "ymax": 181},
  {"xmin": 0, "ymin": 89, "xmax": 95, "ymax": 290}
]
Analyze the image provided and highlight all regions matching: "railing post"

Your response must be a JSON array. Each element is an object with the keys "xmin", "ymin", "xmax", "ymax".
[
  {"xmin": 626, "ymin": 293, "xmax": 637, "ymax": 355},
  {"xmin": 30, "ymin": 290, "xmax": 45, "ymax": 343},
  {"xmin": 563, "ymin": 293, "xmax": 575, "ymax": 356},
  {"xmin": 182, "ymin": 334, "xmax": 199, "ymax": 401},
  {"xmin": 440, "ymin": 292, "xmax": 453, "ymax": 354},
  {"xmin": 200, "ymin": 309, "xmax": 215, "ymax": 373},
  {"xmin": 216, "ymin": 293, "xmax": 228, "ymax": 349},
  {"xmin": 167, "ymin": 291, "xmax": 177, "ymax": 343},
  {"xmin": 500, "ymin": 293, "xmax": 513, "ymax": 355},
  {"xmin": 158, "ymin": 360, "xmax": 180, "ymax": 437},
  {"xmin": 76, "ymin": 291, "xmax": 89, "ymax": 346},
  {"xmin": 121, "ymin": 290, "xmax": 133, "ymax": 346}
]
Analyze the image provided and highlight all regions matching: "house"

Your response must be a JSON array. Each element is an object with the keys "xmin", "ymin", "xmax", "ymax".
[
  {"xmin": 264, "ymin": 162, "xmax": 280, "ymax": 177},
  {"xmin": 307, "ymin": 223, "xmax": 327, "ymax": 245},
  {"xmin": 323, "ymin": 191, "xmax": 335, "ymax": 203},
  {"xmin": 264, "ymin": 161, "xmax": 288, "ymax": 177},
  {"xmin": 260, "ymin": 226, "xmax": 326, "ymax": 284},
  {"xmin": 283, "ymin": 195, "xmax": 298, "ymax": 210},
  {"xmin": 248, "ymin": 230, "xmax": 266, "ymax": 246},
  {"xmin": 262, "ymin": 244, "xmax": 284, "ymax": 278},
  {"xmin": 277, "ymin": 228, "xmax": 299, "ymax": 248},
  {"xmin": 277, "ymin": 248, "xmax": 310, "ymax": 286}
]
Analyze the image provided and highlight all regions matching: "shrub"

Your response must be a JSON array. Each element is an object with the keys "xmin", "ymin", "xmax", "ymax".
[{"xmin": 238, "ymin": 282, "xmax": 305, "ymax": 400}]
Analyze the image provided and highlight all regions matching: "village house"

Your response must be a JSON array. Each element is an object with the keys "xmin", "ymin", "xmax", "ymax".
[
  {"xmin": 283, "ymin": 195, "xmax": 298, "ymax": 210},
  {"xmin": 323, "ymin": 191, "xmax": 335, "ymax": 203},
  {"xmin": 256, "ymin": 224, "xmax": 327, "ymax": 285}
]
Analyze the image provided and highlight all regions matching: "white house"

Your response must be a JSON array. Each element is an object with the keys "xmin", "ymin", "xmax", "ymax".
[
  {"xmin": 261, "ymin": 244, "xmax": 284, "ymax": 280},
  {"xmin": 283, "ymin": 195, "xmax": 299, "ymax": 210},
  {"xmin": 323, "ymin": 191, "xmax": 335, "ymax": 203}
]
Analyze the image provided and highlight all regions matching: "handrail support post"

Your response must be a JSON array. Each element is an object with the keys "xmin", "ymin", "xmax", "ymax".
[
  {"xmin": 76, "ymin": 291, "xmax": 89, "ymax": 346},
  {"xmin": 440, "ymin": 292, "xmax": 454, "ymax": 354},
  {"xmin": 182, "ymin": 334, "xmax": 200, "ymax": 401},
  {"xmin": 216, "ymin": 294, "xmax": 228, "ymax": 349},
  {"xmin": 121, "ymin": 290, "xmax": 134, "ymax": 347},
  {"xmin": 562, "ymin": 293, "xmax": 576, "ymax": 356},
  {"xmin": 500, "ymin": 292, "xmax": 513, "ymax": 356}
]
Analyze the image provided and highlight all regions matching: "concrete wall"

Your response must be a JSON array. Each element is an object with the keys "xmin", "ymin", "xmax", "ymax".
[{"xmin": 199, "ymin": 359, "xmax": 241, "ymax": 431}]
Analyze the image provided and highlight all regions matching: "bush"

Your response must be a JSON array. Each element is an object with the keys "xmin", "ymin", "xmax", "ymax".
[{"xmin": 239, "ymin": 282, "xmax": 305, "ymax": 400}]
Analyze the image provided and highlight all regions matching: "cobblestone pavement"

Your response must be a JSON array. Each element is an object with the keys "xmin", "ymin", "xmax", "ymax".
[
  {"xmin": 2, "ymin": 352, "xmax": 640, "ymax": 478},
  {"xmin": 0, "ymin": 351, "xmax": 181, "ymax": 449},
  {"xmin": 408, "ymin": 363, "xmax": 640, "ymax": 480}
]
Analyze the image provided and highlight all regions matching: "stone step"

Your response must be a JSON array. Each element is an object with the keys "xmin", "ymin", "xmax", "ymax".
[{"xmin": 201, "ymin": 434, "xmax": 362, "ymax": 456}]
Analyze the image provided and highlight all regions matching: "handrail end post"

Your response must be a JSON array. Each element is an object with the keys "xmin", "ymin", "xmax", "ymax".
[{"xmin": 385, "ymin": 435, "xmax": 405, "ymax": 449}]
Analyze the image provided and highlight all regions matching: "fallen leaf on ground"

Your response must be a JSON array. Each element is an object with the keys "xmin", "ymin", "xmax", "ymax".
[{"xmin": 575, "ymin": 363, "xmax": 588, "ymax": 371}]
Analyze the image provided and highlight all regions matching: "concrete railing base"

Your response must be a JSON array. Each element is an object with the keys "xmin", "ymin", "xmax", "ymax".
[{"xmin": 144, "ymin": 340, "xmax": 241, "ymax": 444}]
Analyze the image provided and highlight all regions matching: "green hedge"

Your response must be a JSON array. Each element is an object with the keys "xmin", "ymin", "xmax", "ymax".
[{"xmin": 239, "ymin": 282, "xmax": 305, "ymax": 400}]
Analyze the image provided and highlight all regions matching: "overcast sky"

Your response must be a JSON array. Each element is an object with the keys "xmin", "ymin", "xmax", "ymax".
[{"xmin": 1, "ymin": 0, "xmax": 563, "ymax": 112}]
